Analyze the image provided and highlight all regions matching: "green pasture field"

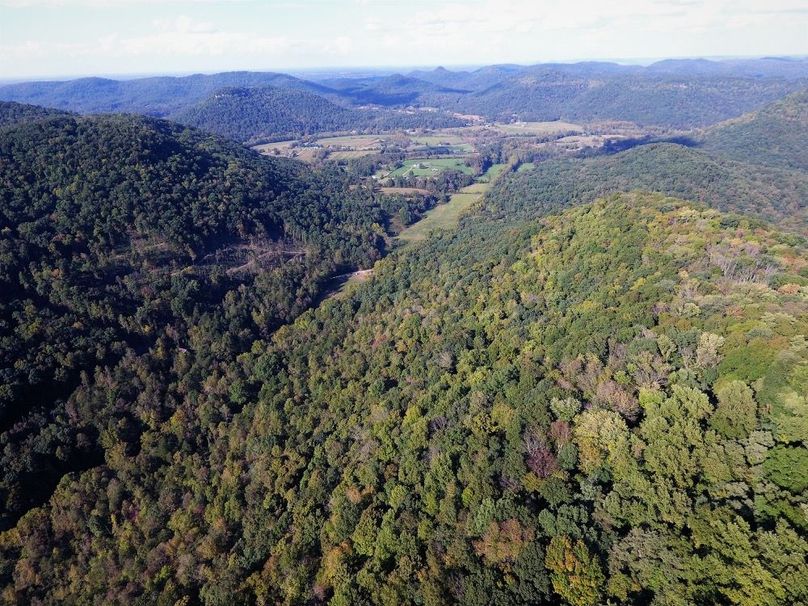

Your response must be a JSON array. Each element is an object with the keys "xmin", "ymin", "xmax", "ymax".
[
  {"xmin": 478, "ymin": 163, "xmax": 508, "ymax": 182},
  {"xmin": 317, "ymin": 134, "xmax": 388, "ymax": 147},
  {"xmin": 389, "ymin": 157, "xmax": 474, "ymax": 177},
  {"xmin": 410, "ymin": 134, "xmax": 467, "ymax": 146}
]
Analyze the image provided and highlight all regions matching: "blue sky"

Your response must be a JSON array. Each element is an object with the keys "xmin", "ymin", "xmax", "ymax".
[{"xmin": 1, "ymin": 0, "xmax": 807, "ymax": 79}]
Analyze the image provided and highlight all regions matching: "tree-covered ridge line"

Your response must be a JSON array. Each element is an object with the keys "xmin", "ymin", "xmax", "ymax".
[
  {"xmin": 0, "ymin": 101, "xmax": 71, "ymax": 128},
  {"xmin": 172, "ymin": 86, "xmax": 466, "ymax": 144},
  {"xmin": 0, "ymin": 71, "xmax": 336, "ymax": 116},
  {"xmin": 0, "ymin": 111, "xmax": 436, "ymax": 532},
  {"xmin": 487, "ymin": 142, "xmax": 808, "ymax": 234},
  {"xmin": 701, "ymin": 88, "xmax": 808, "ymax": 171},
  {"xmin": 3, "ymin": 192, "xmax": 805, "ymax": 604}
]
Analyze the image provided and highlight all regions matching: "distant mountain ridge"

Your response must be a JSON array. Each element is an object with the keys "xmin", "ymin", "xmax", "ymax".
[
  {"xmin": 0, "ymin": 71, "xmax": 335, "ymax": 115},
  {"xmin": 2, "ymin": 58, "xmax": 807, "ymax": 132}
]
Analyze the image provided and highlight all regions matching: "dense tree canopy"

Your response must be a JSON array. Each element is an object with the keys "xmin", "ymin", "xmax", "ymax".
[
  {"xmin": 1, "ymin": 81, "xmax": 807, "ymax": 604},
  {"xmin": 491, "ymin": 142, "xmax": 808, "ymax": 234},
  {"xmin": 0, "ymin": 101, "xmax": 69, "ymax": 128},
  {"xmin": 0, "ymin": 112, "xmax": 430, "ymax": 532},
  {"xmin": 2, "ymin": 189, "xmax": 806, "ymax": 604},
  {"xmin": 701, "ymin": 89, "xmax": 808, "ymax": 171},
  {"xmin": 173, "ymin": 87, "xmax": 465, "ymax": 143}
]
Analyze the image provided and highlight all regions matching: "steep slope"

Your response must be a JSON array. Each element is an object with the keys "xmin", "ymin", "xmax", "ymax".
[
  {"xmin": 2, "ymin": 192, "xmax": 806, "ymax": 604},
  {"xmin": 173, "ymin": 87, "xmax": 357, "ymax": 141},
  {"xmin": 0, "ymin": 111, "xmax": 420, "ymax": 531},
  {"xmin": 493, "ymin": 143, "xmax": 808, "ymax": 234},
  {"xmin": 701, "ymin": 89, "xmax": 808, "ymax": 171}
]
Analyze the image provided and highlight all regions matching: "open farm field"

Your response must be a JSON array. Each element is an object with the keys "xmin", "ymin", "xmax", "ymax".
[
  {"xmin": 494, "ymin": 120, "xmax": 584, "ymax": 136},
  {"xmin": 389, "ymin": 157, "xmax": 474, "ymax": 177},
  {"xmin": 317, "ymin": 134, "xmax": 388, "ymax": 147}
]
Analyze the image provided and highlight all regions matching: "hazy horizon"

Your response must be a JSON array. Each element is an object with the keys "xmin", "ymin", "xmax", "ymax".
[
  {"xmin": 2, "ymin": 0, "xmax": 807, "ymax": 80},
  {"xmin": 1, "ymin": 53, "xmax": 807, "ymax": 85}
]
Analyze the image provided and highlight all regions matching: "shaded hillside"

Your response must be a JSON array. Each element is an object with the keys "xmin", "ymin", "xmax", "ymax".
[
  {"xmin": 320, "ymin": 73, "xmax": 470, "ymax": 106},
  {"xmin": 173, "ymin": 86, "xmax": 465, "ymax": 142},
  {"xmin": 0, "ymin": 101, "xmax": 70, "ymax": 128},
  {"xmin": 491, "ymin": 143, "xmax": 808, "ymax": 234},
  {"xmin": 431, "ymin": 73, "xmax": 804, "ymax": 128},
  {"xmin": 702, "ymin": 89, "xmax": 808, "ymax": 171},
  {"xmin": 173, "ymin": 87, "xmax": 357, "ymax": 141},
  {"xmin": 0, "ymin": 112, "xmax": 424, "ymax": 531},
  {"xmin": 4, "ymin": 192, "xmax": 806, "ymax": 604},
  {"xmin": 408, "ymin": 61, "xmax": 808, "ymax": 127},
  {"xmin": 0, "ymin": 71, "xmax": 336, "ymax": 116}
]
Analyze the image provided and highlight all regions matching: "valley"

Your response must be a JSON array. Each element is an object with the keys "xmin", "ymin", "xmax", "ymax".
[{"xmin": 0, "ymin": 56, "xmax": 807, "ymax": 606}]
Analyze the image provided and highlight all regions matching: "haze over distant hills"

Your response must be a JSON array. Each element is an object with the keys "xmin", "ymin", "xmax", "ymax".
[{"xmin": 2, "ymin": 57, "xmax": 807, "ymax": 137}]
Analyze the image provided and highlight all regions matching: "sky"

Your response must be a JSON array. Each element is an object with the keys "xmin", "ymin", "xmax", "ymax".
[{"xmin": 1, "ymin": 0, "xmax": 807, "ymax": 80}]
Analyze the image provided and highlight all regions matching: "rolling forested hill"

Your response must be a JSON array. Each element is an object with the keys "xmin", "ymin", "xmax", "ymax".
[
  {"xmin": 0, "ymin": 101, "xmax": 69, "ymax": 127},
  {"xmin": 415, "ymin": 72, "xmax": 805, "ymax": 127},
  {"xmin": 173, "ymin": 87, "xmax": 358, "ymax": 141},
  {"xmin": 173, "ymin": 86, "xmax": 465, "ymax": 143},
  {"xmin": 0, "ymin": 112, "xmax": 429, "ymax": 534},
  {"xmin": 3, "ymin": 190, "xmax": 805, "ymax": 604},
  {"xmin": 493, "ymin": 143, "xmax": 808, "ymax": 234},
  {"xmin": 702, "ymin": 89, "xmax": 808, "ymax": 171},
  {"xmin": 0, "ymin": 71, "xmax": 335, "ymax": 116},
  {"xmin": 0, "ymin": 65, "xmax": 807, "ymax": 604}
]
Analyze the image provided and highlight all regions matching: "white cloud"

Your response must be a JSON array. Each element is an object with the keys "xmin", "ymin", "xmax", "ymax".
[
  {"xmin": 1, "ymin": 15, "xmax": 291, "ymax": 61},
  {"xmin": 1, "ymin": 0, "xmax": 805, "ymax": 77},
  {"xmin": 1, "ymin": 0, "xmax": 244, "ymax": 6}
]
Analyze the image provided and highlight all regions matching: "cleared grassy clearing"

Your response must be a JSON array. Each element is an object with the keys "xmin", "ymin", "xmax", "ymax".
[
  {"xmin": 397, "ymin": 179, "xmax": 497, "ymax": 243},
  {"xmin": 494, "ymin": 120, "xmax": 583, "ymax": 136},
  {"xmin": 410, "ymin": 134, "xmax": 467, "ymax": 146},
  {"xmin": 516, "ymin": 162, "xmax": 536, "ymax": 172},
  {"xmin": 328, "ymin": 150, "xmax": 377, "ymax": 160},
  {"xmin": 253, "ymin": 140, "xmax": 295, "ymax": 153},
  {"xmin": 318, "ymin": 134, "xmax": 387, "ymax": 147},
  {"xmin": 478, "ymin": 163, "xmax": 508, "ymax": 182},
  {"xmin": 389, "ymin": 157, "xmax": 474, "ymax": 177},
  {"xmin": 396, "ymin": 158, "xmax": 517, "ymax": 244},
  {"xmin": 460, "ymin": 182, "xmax": 491, "ymax": 194}
]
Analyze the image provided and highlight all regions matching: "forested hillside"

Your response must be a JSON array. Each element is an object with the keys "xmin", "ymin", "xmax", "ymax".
[
  {"xmin": 3, "ymin": 191, "xmax": 805, "ymax": 604},
  {"xmin": 702, "ymin": 89, "xmax": 808, "ymax": 171},
  {"xmin": 0, "ymin": 72, "xmax": 335, "ymax": 116},
  {"xmin": 421, "ymin": 73, "xmax": 801, "ymax": 127},
  {"xmin": 0, "ymin": 112, "xmax": 428, "ymax": 533},
  {"xmin": 173, "ymin": 87, "xmax": 357, "ymax": 141},
  {"xmin": 1, "ymin": 67, "xmax": 807, "ymax": 604},
  {"xmin": 0, "ymin": 101, "xmax": 69, "ymax": 127},
  {"xmin": 173, "ymin": 87, "xmax": 465, "ymax": 143},
  {"xmin": 494, "ymin": 143, "xmax": 808, "ymax": 234}
]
